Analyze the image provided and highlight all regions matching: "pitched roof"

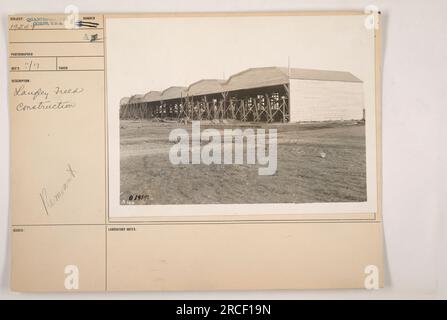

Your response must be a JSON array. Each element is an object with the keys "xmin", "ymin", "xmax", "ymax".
[
  {"xmin": 161, "ymin": 86, "xmax": 187, "ymax": 101},
  {"xmin": 120, "ymin": 97, "xmax": 130, "ymax": 105},
  {"xmin": 187, "ymin": 79, "xmax": 226, "ymax": 96},
  {"xmin": 225, "ymin": 66, "xmax": 362, "ymax": 91},
  {"xmin": 143, "ymin": 91, "xmax": 162, "ymax": 102},
  {"xmin": 280, "ymin": 67, "xmax": 362, "ymax": 82},
  {"xmin": 128, "ymin": 94, "xmax": 144, "ymax": 104},
  {"xmin": 122, "ymin": 67, "xmax": 362, "ymax": 104}
]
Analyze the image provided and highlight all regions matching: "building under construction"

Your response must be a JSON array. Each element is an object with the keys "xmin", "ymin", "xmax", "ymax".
[{"xmin": 119, "ymin": 66, "xmax": 364, "ymax": 123}]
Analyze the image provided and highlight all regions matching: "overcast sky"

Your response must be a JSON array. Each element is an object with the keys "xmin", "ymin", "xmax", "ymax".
[{"xmin": 106, "ymin": 15, "xmax": 374, "ymax": 99}]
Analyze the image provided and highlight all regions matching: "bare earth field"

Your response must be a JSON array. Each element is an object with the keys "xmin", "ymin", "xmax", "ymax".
[{"xmin": 120, "ymin": 120, "xmax": 366, "ymax": 205}]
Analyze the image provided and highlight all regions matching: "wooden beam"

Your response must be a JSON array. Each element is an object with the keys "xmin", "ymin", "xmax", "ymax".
[{"xmin": 265, "ymin": 93, "xmax": 273, "ymax": 123}]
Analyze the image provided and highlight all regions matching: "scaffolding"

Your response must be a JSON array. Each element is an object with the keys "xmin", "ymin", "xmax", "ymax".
[{"xmin": 120, "ymin": 84, "xmax": 290, "ymax": 123}]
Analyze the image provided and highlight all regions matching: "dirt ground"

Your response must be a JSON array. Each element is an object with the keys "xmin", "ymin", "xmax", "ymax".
[{"xmin": 120, "ymin": 120, "xmax": 367, "ymax": 205}]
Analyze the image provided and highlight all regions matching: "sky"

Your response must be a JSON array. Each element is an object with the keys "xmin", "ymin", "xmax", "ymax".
[{"xmin": 105, "ymin": 15, "xmax": 374, "ymax": 98}]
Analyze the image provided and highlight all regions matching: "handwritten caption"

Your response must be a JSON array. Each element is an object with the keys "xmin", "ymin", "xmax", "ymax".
[{"xmin": 13, "ymin": 84, "xmax": 84, "ymax": 112}]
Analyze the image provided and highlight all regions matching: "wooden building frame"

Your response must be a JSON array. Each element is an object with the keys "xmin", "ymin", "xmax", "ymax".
[{"xmin": 119, "ymin": 66, "xmax": 363, "ymax": 123}]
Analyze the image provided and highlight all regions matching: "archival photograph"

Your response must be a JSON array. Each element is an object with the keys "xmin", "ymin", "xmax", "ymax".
[{"xmin": 106, "ymin": 14, "xmax": 378, "ymax": 217}]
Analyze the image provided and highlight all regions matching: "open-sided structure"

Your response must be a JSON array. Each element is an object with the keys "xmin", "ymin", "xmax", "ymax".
[{"xmin": 120, "ymin": 66, "xmax": 364, "ymax": 123}]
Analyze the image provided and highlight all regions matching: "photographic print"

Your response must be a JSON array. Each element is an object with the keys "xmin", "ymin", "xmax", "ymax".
[
  {"xmin": 8, "ymin": 11, "xmax": 384, "ymax": 293},
  {"xmin": 106, "ymin": 14, "xmax": 378, "ymax": 217}
]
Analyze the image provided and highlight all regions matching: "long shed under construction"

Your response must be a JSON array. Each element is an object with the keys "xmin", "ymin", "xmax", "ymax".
[{"xmin": 120, "ymin": 66, "xmax": 364, "ymax": 123}]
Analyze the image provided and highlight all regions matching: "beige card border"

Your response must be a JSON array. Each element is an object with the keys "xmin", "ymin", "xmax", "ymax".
[{"xmin": 9, "ymin": 11, "xmax": 383, "ymax": 292}]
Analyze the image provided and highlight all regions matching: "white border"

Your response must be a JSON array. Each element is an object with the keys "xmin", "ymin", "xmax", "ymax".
[{"xmin": 106, "ymin": 15, "xmax": 377, "ymax": 218}]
